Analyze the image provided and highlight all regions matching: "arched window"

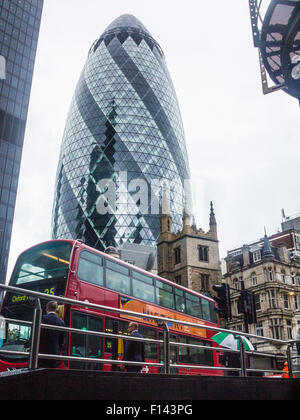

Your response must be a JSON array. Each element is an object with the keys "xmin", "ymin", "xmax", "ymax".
[
  {"xmin": 291, "ymin": 272, "xmax": 296, "ymax": 285},
  {"xmin": 267, "ymin": 267, "xmax": 274, "ymax": 281}
]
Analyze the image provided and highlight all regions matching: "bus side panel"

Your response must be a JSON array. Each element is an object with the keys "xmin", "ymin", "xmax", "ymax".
[
  {"xmin": 76, "ymin": 282, "xmax": 106, "ymax": 308},
  {"xmin": 177, "ymin": 367, "xmax": 224, "ymax": 376},
  {"xmin": 0, "ymin": 360, "xmax": 27, "ymax": 372}
]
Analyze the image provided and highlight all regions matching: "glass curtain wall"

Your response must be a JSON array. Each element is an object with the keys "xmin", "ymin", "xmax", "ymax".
[
  {"xmin": 52, "ymin": 14, "xmax": 192, "ymax": 251},
  {"xmin": 0, "ymin": 0, "xmax": 44, "ymax": 284}
]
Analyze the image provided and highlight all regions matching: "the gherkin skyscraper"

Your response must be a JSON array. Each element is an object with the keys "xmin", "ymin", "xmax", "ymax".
[{"xmin": 52, "ymin": 14, "xmax": 192, "ymax": 251}]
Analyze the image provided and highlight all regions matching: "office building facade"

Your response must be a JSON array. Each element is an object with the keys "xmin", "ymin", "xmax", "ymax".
[
  {"xmin": 52, "ymin": 14, "xmax": 191, "ymax": 251},
  {"xmin": 0, "ymin": 0, "xmax": 43, "ymax": 284}
]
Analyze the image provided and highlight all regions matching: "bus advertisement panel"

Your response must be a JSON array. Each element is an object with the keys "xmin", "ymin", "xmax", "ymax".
[{"xmin": 120, "ymin": 297, "xmax": 208, "ymax": 338}]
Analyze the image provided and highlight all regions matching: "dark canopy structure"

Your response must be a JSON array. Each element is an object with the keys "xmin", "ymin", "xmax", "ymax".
[{"xmin": 249, "ymin": 0, "xmax": 300, "ymax": 100}]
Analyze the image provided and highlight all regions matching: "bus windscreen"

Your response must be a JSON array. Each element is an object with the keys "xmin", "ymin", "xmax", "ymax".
[{"xmin": 10, "ymin": 241, "xmax": 72, "ymax": 286}]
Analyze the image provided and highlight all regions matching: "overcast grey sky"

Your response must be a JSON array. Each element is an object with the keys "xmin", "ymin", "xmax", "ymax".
[{"xmin": 6, "ymin": 0, "xmax": 300, "ymax": 279}]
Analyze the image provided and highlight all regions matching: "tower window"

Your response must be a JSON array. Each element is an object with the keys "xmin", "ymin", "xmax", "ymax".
[
  {"xmin": 201, "ymin": 274, "xmax": 210, "ymax": 291},
  {"xmin": 174, "ymin": 247, "xmax": 181, "ymax": 265},
  {"xmin": 198, "ymin": 246, "xmax": 209, "ymax": 262}
]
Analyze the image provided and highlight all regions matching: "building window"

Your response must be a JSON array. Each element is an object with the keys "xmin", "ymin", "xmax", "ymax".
[
  {"xmin": 287, "ymin": 320, "xmax": 293, "ymax": 340},
  {"xmin": 283, "ymin": 293, "xmax": 290, "ymax": 309},
  {"xmin": 295, "ymin": 234, "xmax": 300, "ymax": 251},
  {"xmin": 174, "ymin": 275, "xmax": 182, "ymax": 285},
  {"xmin": 198, "ymin": 246, "xmax": 209, "ymax": 262},
  {"xmin": 296, "ymin": 274, "xmax": 300, "ymax": 286},
  {"xmin": 233, "ymin": 324, "xmax": 243, "ymax": 332},
  {"xmin": 256, "ymin": 322, "xmax": 264, "ymax": 337},
  {"xmin": 269, "ymin": 289, "xmax": 277, "ymax": 309},
  {"xmin": 174, "ymin": 247, "xmax": 181, "ymax": 265},
  {"xmin": 253, "ymin": 250, "xmax": 261, "ymax": 263},
  {"xmin": 201, "ymin": 274, "xmax": 210, "ymax": 291},
  {"xmin": 233, "ymin": 278, "xmax": 239, "ymax": 290},
  {"xmin": 291, "ymin": 272, "xmax": 296, "ymax": 285},
  {"xmin": 268, "ymin": 267, "xmax": 274, "ymax": 281},
  {"xmin": 254, "ymin": 294, "xmax": 261, "ymax": 311},
  {"xmin": 294, "ymin": 295, "xmax": 299, "ymax": 311},
  {"xmin": 281, "ymin": 271, "xmax": 286, "ymax": 283},
  {"xmin": 251, "ymin": 272, "xmax": 257, "ymax": 286},
  {"xmin": 270, "ymin": 318, "xmax": 282, "ymax": 340}
]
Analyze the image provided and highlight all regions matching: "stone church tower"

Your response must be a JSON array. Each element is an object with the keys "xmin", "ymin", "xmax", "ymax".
[{"xmin": 157, "ymin": 192, "xmax": 222, "ymax": 296}]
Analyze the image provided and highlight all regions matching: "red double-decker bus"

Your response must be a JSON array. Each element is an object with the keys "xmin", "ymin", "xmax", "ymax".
[{"xmin": 0, "ymin": 239, "xmax": 223, "ymax": 375}]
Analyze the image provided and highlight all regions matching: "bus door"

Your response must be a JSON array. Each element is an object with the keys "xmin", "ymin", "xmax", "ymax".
[
  {"xmin": 158, "ymin": 332, "xmax": 178, "ymax": 374},
  {"xmin": 104, "ymin": 318, "xmax": 129, "ymax": 371},
  {"xmin": 138, "ymin": 325, "xmax": 158, "ymax": 373},
  {"xmin": 70, "ymin": 311, "xmax": 103, "ymax": 370}
]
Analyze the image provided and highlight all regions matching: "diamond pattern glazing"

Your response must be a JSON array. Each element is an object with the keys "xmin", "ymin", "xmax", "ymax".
[{"xmin": 52, "ymin": 15, "xmax": 191, "ymax": 250}]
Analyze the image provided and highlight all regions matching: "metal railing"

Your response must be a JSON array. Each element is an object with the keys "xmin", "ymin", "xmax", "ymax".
[{"xmin": 0, "ymin": 284, "xmax": 296, "ymax": 378}]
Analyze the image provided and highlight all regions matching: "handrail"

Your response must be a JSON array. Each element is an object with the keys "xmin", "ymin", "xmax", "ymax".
[
  {"xmin": 0, "ymin": 284, "xmax": 296, "ymax": 377},
  {"xmin": 0, "ymin": 284, "xmax": 287, "ymax": 345}
]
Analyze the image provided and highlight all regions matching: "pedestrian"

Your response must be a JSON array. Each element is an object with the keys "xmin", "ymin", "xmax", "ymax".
[
  {"xmin": 39, "ymin": 301, "xmax": 66, "ymax": 368},
  {"xmin": 122, "ymin": 322, "xmax": 145, "ymax": 373}
]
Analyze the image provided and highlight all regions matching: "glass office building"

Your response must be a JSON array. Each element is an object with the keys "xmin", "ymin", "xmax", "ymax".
[
  {"xmin": 52, "ymin": 14, "xmax": 191, "ymax": 250},
  {"xmin": 0, "ymin": 0, "xmax": 43, "ymax": 284}
]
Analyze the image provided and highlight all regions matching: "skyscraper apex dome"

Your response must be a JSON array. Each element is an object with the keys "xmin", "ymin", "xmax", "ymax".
[
  {"xmin": 90, "ymin": 13, "xmax": 164, "ymax": 59},
  {"xmin": 104, "ymin": 14, "xmax": 151, "ymax": 36}
]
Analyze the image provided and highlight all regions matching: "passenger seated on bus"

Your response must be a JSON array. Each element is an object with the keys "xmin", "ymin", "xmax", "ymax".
[{"xmin": 39, "ymin": 301, "xmax": 66, "ymax": 369}]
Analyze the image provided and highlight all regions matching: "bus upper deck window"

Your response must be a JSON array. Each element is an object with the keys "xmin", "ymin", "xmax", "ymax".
[
  {"xmin": 106, "ymin": 260, "xmax": 130, "ymax": 295},
  {"xmin": 78, "ymin": 251, "xmax": 104, "ymax": 286}
]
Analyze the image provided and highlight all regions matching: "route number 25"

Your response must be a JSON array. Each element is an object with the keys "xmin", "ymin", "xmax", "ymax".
[{"xmin": 44, "ymin": 288, "xmax": 55, "ymax": 295}]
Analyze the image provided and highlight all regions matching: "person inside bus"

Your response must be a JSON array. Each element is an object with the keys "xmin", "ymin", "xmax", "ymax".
[
  {"xmin": 121, "ymin": 322, "xmax": 145, "ymax": 373},
  {"xmin": 39, "ymin": 301, "xmax": 66, "ymax": 369}
]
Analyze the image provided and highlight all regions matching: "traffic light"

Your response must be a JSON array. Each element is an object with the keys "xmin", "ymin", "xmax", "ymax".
[
  {"xmin": 212, "ymin": 283, "xmax": 232, "ymax": 320},
  {"xmin": 237, "ymin": 290, "xmax": 247, "ymax": 314},
  {"xmin": 238, "ymin": 290, "xmax": 257, "ymax": 325}
]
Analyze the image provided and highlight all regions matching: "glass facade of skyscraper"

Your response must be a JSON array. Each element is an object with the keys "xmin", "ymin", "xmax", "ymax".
[
  {"xmin": 52, "ymin": 14, "xmax": 191, "ymax": 251},
  {"xmin": 0, "ymin": 0, "xmax": 43, "ymax": 284}
]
